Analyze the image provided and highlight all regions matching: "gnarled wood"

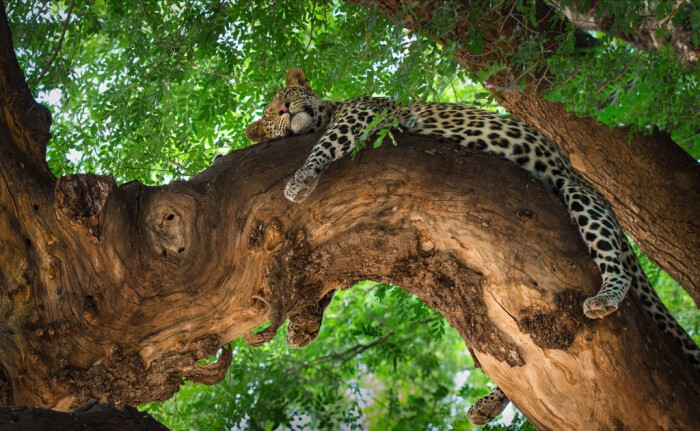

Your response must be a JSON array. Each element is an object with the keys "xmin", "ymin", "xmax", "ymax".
[{"xmin": 1, "ymin": 126, "xmax": 699, "ymax": 427}]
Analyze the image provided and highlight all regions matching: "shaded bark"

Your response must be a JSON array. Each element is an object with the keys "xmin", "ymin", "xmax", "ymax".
[
  {"xmin": 0, "ymin": 401, "xmax": 167, "ymax": 431},
  {"xmin": 0, "ymin": 2, "xmax": 698, "ymax": 429},
  {"xmin": 554, "ymin": 0, "xmax": 698, "ymax": 64},
  {"xmin": 349, "ymin": 0, "xmax": 700, "ymax": 307}
]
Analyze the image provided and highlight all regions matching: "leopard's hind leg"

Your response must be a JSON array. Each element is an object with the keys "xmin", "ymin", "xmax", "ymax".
[
  {"xmin": 467, "ymin": 386, "xmax": 510, "ymax": 425},
  {"xmin": 286, "ymin": 290, "xmax": 337, "ymax": 348},
  {"xmin": 552, "ymin": 171, "xmax": 631, "ymax": 319}
]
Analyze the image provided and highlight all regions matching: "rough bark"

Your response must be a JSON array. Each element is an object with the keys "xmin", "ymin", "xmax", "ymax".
[
  {"xmin": 1, "ymin": 3, "xmax": 698, "ymax": 429},
  {"xmin": 349, "ymin": 0, "xmax": 700, "ymax": 308},
  {"xmin": 0, "ymin": 402, "xmax": 167, "ymax": 431}
]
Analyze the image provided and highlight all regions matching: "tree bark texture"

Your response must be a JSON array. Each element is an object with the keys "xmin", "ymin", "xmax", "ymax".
[
  {"xmin": 1, "ymin": 3, "xmax": 698, "ymax": 429},
  {"xmin": 351, "ymin": 0, "xmax": 700, "ymax": 308},
  {"xmin": 0, "ymin": 401, "xmax": 167, "ymax": 431}
]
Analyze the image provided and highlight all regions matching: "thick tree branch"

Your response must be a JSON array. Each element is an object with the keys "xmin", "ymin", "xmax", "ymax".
[
  {"xmin": 1, "ymin": 123, "xmax": 698, "ymax": 427},
  {"xmin": 348, "ymin": 0, "xmax": 700, "ymax": 307}
]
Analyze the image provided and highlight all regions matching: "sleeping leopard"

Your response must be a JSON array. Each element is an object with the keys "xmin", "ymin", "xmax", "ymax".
[{"xmin": 246, "ymin": 67, "xmax": 700, "ymax": 425}]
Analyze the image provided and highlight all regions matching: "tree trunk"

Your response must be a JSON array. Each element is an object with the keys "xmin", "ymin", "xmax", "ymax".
[
  {"xmin": 0, "ymin": 3, "xmax": 698, "ymax": 429},
  {"xmin": 350, "ymin": 0, "xmax": 700, "ymax": 307}
]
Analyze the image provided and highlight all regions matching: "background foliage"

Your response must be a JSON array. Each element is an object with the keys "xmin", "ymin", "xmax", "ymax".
[{"xmin": 6, "ymin": 0, "xmax": 699, "ymax": 429}]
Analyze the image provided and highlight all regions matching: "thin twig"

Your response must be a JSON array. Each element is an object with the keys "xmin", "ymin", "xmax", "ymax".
[
  {"xmin": 498, "ymin": 1, "xmax": 517, "ymax": 35},
  {"xmin": 533, "ymin": 64, "xmax": 550, "ymax": 94},
  {"xmin": 165, "ymin": 159, "xmax": 195, "ymax": 176},
  {"xmin": 290, "ymin": 317, "xmax": 438, "ymax": 371},
  {"xmin": 303, "ymin": 0, "xmax": 317, "ymax": 55},
  {"xmin": 298, "ymin": 330, "xmax": 396, "ymax": 370},
  {"xmin": 593, "ymin": 63, "xmax": 634, "ymax": 95},
  {"xmin": 24, "ymin": 0, "xmax": 52, "ymax": 35},
  {"xmin": 33, "ymin": 0, "xmax": 75, "ymax": 86}
]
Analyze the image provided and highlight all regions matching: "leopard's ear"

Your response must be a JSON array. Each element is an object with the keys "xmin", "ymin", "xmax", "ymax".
[
  {"xmin": 285, "ymin": 67, "xmax": 312, "ymax": 90},
  {"xmin": 245, "ymin": 120, "xmax": 268, "ymax": 142}
]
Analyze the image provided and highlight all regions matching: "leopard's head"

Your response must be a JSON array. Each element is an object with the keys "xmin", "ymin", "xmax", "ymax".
[{"xmin": 245, "ymin": 68, "xmax": 329, "ymax": 142}]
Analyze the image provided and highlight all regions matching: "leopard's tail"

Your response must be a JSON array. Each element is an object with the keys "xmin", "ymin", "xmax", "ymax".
[{"xmin": 623, "ymin": 238, "xmax": 700, "ymax": 370}]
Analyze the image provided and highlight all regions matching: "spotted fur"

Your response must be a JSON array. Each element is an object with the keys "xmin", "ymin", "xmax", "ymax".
[
  {"xmin": 247, "ymin": 68, "xmax": 700, "ymax": 424},
  {"xmin": 287, "ymin": 290, "xmax": 336, "ymax": 348}
]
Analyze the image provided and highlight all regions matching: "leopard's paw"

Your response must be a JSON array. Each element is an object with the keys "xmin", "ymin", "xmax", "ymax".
[
  {"xmin": 284, "ymin": 171, "xmax": 320, "ymax": 203},
  {"xmin": 583, "ymin": 292, "xmax": 620, "ymax": 319},
  {"xmin": 467, "ymin": 387, "xmax": 509, "ymax": 426}
]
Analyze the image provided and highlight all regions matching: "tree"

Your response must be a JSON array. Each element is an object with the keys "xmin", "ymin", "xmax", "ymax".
[{"xmin": 1, "ymin": 0, "xmax": 698, "ymax": 429}]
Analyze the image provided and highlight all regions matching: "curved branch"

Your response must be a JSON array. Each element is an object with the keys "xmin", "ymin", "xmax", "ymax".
[{"xmin": 1, "ymin": 129, "xmax": 697, "ymax": 428}]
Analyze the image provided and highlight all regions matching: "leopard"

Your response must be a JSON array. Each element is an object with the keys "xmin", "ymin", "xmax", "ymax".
[{"xmin": 246, "ymin": 67, "xmax": 700, "ymax": 425}]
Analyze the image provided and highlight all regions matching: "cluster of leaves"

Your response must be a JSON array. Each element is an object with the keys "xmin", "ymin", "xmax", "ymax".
[
  {"xmin": 546, "ymin": 35, "xmax": 699, "ymax": 155},
  {"xmin": 141, "ymin": 282, "xmax": 532, "ymax": 430},
  {"xmin": 7, "ymin": 0, "xmax": 468, "ymax": 184},
  {"xmin": 543, "ymin": 1, "xmax": 699, "ymax": 155},
  {"xmin": 632, "ymin": 242, "xmax": 700, "ymax": 344}
]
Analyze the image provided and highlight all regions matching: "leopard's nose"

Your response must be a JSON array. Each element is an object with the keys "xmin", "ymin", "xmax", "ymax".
[{"xmin": 278, "ymin": 101, "xmax": 291, "ymax": 115}]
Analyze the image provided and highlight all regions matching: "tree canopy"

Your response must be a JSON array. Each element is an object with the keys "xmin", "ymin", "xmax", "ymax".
[
  {"xmin": 7, "ymin": 0, "xmax": 699, "ymax": 185},
  {"xmin": 3, "ymin": 0, "xmax": 699, "ymax": 429}
]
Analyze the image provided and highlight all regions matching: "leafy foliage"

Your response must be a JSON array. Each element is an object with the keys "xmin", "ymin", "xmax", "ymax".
[
  {"xmin": 546, "ymin": 34, "xmax": 699, "ymax": 155},
  {"xmin": 8, "ymin": 0, "xmax": 696, "ymax": 186}
]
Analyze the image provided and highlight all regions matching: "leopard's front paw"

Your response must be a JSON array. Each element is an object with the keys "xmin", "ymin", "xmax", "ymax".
[
  {"xmin": 284, "ymin": 171, "xmax": 320, "ymax": 203},
  {"xmin": 583, "ymin": 293, "xmax": 619, "ymax": 319}
]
